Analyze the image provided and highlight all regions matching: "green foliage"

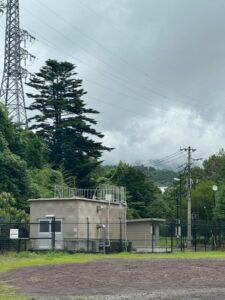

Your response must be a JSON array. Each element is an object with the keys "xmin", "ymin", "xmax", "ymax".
[
  {"xmin": 0, "ymin": 150, "xmax": 33, "ymax": 211},
  {"xmin": 147, "ymin": 195, "xmax": 170, "ymax": 219},
  {"xmin": 0, "ymin": 102, "xmax": 64, "ymax": 214},
  {"xmin": 213, "ymin": 184, "xmax": 225, "ymax": 222},
  {"xmin": 203, "ymin": 149, "xmax": 225, "ymax": 183},
  {"xmin": 10, "ymin": 129, "xmax": 47, "ymax": 168},
  {"xmin": 192, "ymin": 180, "xmax": 214, "ymax": 221},
  {"xmin": 191, "ymin": 166, "xmax": 206, "ymax": 185},
  {"xmin": 0, "ymin": 192, "xmax": 28, "ymax": 223},
  {"xmin": 162, "ymin": 187, "xmax": 177, "ymax": 218},
  {"xmin": 0, "ymin": 103, "xmax": 15, "ymax": 146},
  {"xmin": 110, "ymin": 162, "xmax": 163, "ymax": 218},
  {"xmin": 135, "ymin": 165, "xmax": 177, "ymax": 186},
  {"xmin": 95, "ymin": 164, "xmax": 178, "ymax": 187},
  {"xmin": 0, "ymin": 132, "xmax": 9, "ymax": 152},
  {"xmin": 29, "ymin": 165, "xmax": 65, "ymax": 198},
  {"xmin": 27, "ymin": 59, "xmax": 112, "ymax": 187}
]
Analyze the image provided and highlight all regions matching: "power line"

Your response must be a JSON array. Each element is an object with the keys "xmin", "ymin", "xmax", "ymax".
[
  {"xmin": 20, "ymin": 32, "xmax": 211, "ymax": 134},
  {"xmin": 11, "ymin": 4, "xmax": 214, "ymax": 133},
  {"xmin": 156, "ymin": 154, "xmax": 186, "ymax": 165},
  {"xmin": 152, "ymin": 151, "xmax": 184, "ymax": 163},
  {"xmin": 136, "ymin": 152, "xmax": 186, "ymax": 169},
  {"xmin": 20, "ymin": 23, "xmax": 210, "ymax": 129},
  {"xmin": 151, "ymin": 155, "xmax": 186, "ymax": 168},
  {"xmin": 20, "ymin": 1, "xmax": 215, "ymax": 120},
  {"xmin": 69, "ymin": 0, "xmax": 219, "ymax": 115}
]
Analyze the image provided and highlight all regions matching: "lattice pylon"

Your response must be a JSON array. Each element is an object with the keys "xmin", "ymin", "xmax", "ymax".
[{"xmin": 0, "ymin": 0, "xmax": 33, "ymax": 127}]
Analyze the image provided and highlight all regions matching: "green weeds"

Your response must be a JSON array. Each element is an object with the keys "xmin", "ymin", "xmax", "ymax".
[{"xmin": 0, "ymin": 251, "xmax": 225, "ymax": 274}]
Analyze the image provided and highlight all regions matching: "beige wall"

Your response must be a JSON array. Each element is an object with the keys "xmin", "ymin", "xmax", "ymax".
[
  {"xmin": 29, "ymin": 198, "xmax": 126, "ymax": 250},
  {"xmin": 78, "ymin": 200, "xmax": 125, "ymax": 240},
  {"xmin": 126, "ymin": 221, "xmax": 160, "ymax": 248},
  {"xmin": 30, "ymin": 199, "xmax": 79, "ymax": 239}
]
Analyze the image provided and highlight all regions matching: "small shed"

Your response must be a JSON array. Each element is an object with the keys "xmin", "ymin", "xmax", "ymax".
[
  {"xmin": 126, "ymin": 218, "xmax": 166, "ymax": 252},
  {"xmin": 29, "ymin": 185, "xmax": 127, "ymax": 252}
]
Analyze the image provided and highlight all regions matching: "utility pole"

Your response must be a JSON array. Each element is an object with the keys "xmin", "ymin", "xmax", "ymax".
[
  {"xmin": 0, "ymin": 0, "xmax": 35, "ymax": 127},
  {"xmin": 181, "ymin": 146, "xmax": 196, "ymax": 249}
]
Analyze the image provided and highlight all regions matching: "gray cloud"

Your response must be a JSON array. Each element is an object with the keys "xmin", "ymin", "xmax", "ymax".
[{"xmin": 1, "ymin": 0, "xmax": 225, "ymax": 165}]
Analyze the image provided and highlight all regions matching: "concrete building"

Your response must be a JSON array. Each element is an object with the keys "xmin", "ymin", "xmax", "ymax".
[
  {"xmin": 29, "ymin": 185, "xmax": 127, "ymax": 252},
  {"xmin": 126, "ymin": 218, "xmax": 166, "ymax": 252}
]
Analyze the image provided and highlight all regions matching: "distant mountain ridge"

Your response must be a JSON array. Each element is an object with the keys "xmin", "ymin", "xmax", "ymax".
[{"xmin": 101, "ymin": 164, "xmax": 177, "ymax": 187}]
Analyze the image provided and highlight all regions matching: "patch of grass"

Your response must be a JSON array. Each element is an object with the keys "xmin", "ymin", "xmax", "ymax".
[
  {"xmin": 0, "ymin": 251, "xmax": 225, "ymax": 299},
  {"xmin": 0, "ymin": 295, "xmax": 29, "ymax": 300},
  {"xmin": 0, "ymin": 283, "xmax": 29, "ymax": 300},
  {"xmin": 0, "ymin": 251, "xmax": 225, "ymax": 274}
]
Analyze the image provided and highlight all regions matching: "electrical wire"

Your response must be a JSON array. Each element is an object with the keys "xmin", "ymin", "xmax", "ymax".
[
  {"xmin": 76, "ymin": 0, "xmax": 222, "ymax": 109},
  {"xmin": 20, "ymin": 2, "xmax": 214, "ymax": 120},
  {"xmin": 31, "ymin": 0, "xmax": 220, "ymax": 118},
  {"xmin": 136, "ymin": 152, "xmax": 187, "ymax": 169},
  {"xmin": 151, "ymin": 151, "xmax": 183, "ymax": 163},
  {"xmin": 151, "ymin": 155, "xmax": 186, "ymax": 167},
  {"xmin": 0, "ymin": 2, "xmax": 208, "ymax": 133},
  {"xmin": 19, "ymin": 23, "xmax": 209, "ymax": 129}
]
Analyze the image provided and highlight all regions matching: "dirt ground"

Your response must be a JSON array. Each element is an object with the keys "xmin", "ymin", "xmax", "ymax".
[{"xmin": 1, "ymin": 259, "xmax": 225, "ymax": 299}]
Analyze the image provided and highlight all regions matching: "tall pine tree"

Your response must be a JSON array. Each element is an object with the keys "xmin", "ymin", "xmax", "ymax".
[{"xmin": 27, "ymin": 59, "xmax": 112, "ymax": 187}]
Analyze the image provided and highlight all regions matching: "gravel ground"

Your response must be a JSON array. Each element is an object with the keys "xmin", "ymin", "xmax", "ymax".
[{"xmin": 1, "ymin": 259, "xmax": 225, "ymax": 299}]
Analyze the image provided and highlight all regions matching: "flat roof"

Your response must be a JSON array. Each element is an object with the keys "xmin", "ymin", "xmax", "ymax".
[
  {"xmin": 28, "ymin": 197, "xmax": 126, "ymax": 206},
  {"xmin": 126, "ymin": 218, "xmax": 166, "ymax": 223}
]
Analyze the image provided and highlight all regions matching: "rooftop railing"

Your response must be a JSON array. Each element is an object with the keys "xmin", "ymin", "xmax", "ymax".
[{"xmin": 54, "ymin": 184, "xmax": 126, "ymax": 204}]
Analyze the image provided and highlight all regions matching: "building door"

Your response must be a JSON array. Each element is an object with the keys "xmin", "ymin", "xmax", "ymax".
[{"xmin": 38, "ymin": 219, "xmax": 63, "ymax": 250}]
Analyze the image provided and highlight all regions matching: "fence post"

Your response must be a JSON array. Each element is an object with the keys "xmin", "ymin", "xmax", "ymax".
[
  {"xmin": 151, "ymin": 222, "xmax": 154, "ymax": 253},
  {"xmin": 180, "ymin": 223, "xmax": 183, "ymax": 252},
  {"xmin": 8, "ymin": 223, "xmax": 11, "ymax": 251},
  {"xmin": 170, "ymin": 222, "xmax": 173, "ymax": 253},
  {"xmin": 119, "ymin": 218, "xmax": 123, "ymax": 252},
  {"xmin": 219, "ymin": 223, "xmax": 222, "ymax": 249},
  {"xmin": 194, "ymin": 221, "xmax": 197, "ymax": 252},
  {"xmin": 51, "ymin": 217, "xmax": 55, "ymax": 251},
  {"xmin": 87, "ymin": 218, "xmax": 90, "ymax": 253},
  {"xmin": 204, "ymin": 221, "xmax": 207, "ymax": 251}
]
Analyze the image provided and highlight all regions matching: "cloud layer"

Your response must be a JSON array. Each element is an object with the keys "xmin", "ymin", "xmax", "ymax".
[{"xmin": 1, "ymin": 0, "xmax": 225, "ymax": 165}]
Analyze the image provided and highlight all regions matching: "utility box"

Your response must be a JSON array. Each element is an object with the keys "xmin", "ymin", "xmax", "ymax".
[{"xmin": 126, "ymin": 218, "xmax": 165, "ymax": 252}]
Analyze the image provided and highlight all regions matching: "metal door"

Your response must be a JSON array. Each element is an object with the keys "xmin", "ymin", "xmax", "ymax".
[{"xmin": 37, "ymin": 219, "xmax": 63, "ymax": 250}]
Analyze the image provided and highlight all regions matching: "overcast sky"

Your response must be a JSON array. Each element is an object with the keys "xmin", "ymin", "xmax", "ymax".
[{"xmin": 1, "ymin": 0, "xmax": 225, "ymax": 167}]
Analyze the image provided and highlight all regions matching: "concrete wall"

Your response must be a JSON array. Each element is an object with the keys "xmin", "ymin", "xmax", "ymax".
[
  {"xmin": 30, "ymin": 199, "xmax": 79, "ymax": 239},
  {"xmin": 29, "ymin": 197, "xmax": 126, "ymax": 251},
  {"xmin": 78, "ymin": 199, "xmax": 125, "ymax": 240},
  {"xmin": 126, "ymin": 221, "xmax": 160, "ymax": 248}
]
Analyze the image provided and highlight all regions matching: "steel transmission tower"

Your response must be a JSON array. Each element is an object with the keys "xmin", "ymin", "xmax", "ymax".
[{"xmin": 0, "ymin": 0, "xmax": 35, "ymax": 127}]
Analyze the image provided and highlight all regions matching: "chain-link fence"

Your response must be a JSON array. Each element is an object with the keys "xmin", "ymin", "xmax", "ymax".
[
  {"xmin": 1, "ymin": 220, "xmax": 225, "ymax": 253},
  {"xmin": 159, "ymin": 221, "xmax": 225, "ymax": 252}
]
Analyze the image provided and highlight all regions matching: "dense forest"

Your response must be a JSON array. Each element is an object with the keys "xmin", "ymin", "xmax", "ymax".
[{"xmin": 0, "ymin": 59, "xmax": 225, "ymax": 224}]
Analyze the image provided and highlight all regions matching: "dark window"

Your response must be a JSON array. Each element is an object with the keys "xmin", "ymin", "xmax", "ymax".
[
  {"xmin": 152, "ymin": 224, "xmax": 156, "ymax": 236},
  {"xmin": 54, "ymin": 221, "xmax": 61, "ymax": 233},
  {"xmin": 40, "ymin": 221, "xmax": 50, "ymax": 233}
]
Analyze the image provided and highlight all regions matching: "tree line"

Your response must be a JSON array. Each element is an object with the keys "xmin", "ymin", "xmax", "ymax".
[{"xmin": 0, "ymin": 59, "xmax": 225, "ymax": 224}]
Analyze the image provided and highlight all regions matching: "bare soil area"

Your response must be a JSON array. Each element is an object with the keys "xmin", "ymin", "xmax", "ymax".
[{"xmin": 1, "ymin": 259, "xmax": 225, "ymax": 299}]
